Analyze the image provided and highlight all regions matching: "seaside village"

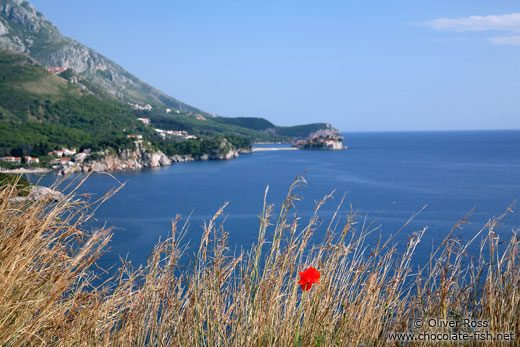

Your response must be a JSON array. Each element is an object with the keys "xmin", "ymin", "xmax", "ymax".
[
  {"xmin": 47, "ymin": 148, "xmax": 79, "ymax": 168},
  {"xmin": 1, "ymin": 148, "xmax": 76, "ymax": 168},
  {"xmin": 1, "ymin": 101, "xmax": 341, "ymax": 170},
  {"xmin": 1, "ymin": 156, "xmax": 39, "ymax": 165},
  {"xmin": 2, "ymin": 148, "xmax": 92, "ymax": 169},
  {"xmin": 0, "ymin": 110, "xmax": 199, "ymax": 169}
]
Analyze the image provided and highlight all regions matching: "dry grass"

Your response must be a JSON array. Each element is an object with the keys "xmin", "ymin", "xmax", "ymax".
[{"xmin": 0, "ymin": 175, "xmax": 519, "ymax": 346}]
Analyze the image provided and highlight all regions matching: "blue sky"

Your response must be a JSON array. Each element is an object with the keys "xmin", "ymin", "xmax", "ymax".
[{"xmin": 30, "ymin": 0, "xmax": 520, "ymax": 131}]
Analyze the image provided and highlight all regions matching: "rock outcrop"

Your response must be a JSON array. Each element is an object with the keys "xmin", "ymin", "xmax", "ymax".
[
  {"xmin": 10, "ymin": 185, "xmax": 64, "ymax": 202},
  {"xmin": 169, "ymin": 147, "xmax": 240, "ymax": 162},
  {"xmin": 55, "ymin": 140, "xmax": 244, "ymax": 175},
  {"xmin": 291, "ymin": 124, "xmax": 345, "ymax": 151},
  {"xmin": 306, "ymin": 125, "xmax": 342, "ymax": 141},
  {"xmin": 58, "ymin": 144, "xmax": 172, "ymax": 175}
]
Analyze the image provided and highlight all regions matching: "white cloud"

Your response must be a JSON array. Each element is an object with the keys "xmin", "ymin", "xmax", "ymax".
[
  {"xmin": 420, "ymin": 13, "xmax": 520, "ymax": 45},
  {"xmin": 422, "ymin": 13, "xmax": 520, "ymax": 32},
  {"xmin": 489, "ymin": 35, "xmax": 520, "ymax": 45}
]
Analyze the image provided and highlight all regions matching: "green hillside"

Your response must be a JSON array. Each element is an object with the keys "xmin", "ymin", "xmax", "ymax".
[
  {"xmin": 213, "ymin": 117, "xmax": 275, "ymax": 131},
  {"xmin": 135, "ymin": 111, "xmax": 284, "ymax": 142},
  {"xmin": 0, "ymin": 1, "xmax": 340, "ymax": 142},
  {"xmin": 211, "ymin": 116, "xmax": 339, "ymax": 139},
  {"xmin": 0, "ymin": 51, "xmax": 150, "ymax": 157},
  {"xmin": 0, "ymin": 50, "xmax": 339, "ymax": 164},
  {"xmin": 0, "ymin": 0, "xmax": 342, "ymax": 165},
  {"xmin": 0, "ymin": 0, "xmax": 212, "ymax": 117}
]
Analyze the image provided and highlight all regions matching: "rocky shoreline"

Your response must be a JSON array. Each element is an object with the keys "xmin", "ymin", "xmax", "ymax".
[
  {"xmin": 1, "ymin": 130, "xmax": 346, "ymax": 176},
  {"xmin": 56, "ymin": 141, "xmax": 251, "ymax": 175},
  {"xmin": 0, "ymin": 146, "xmax": 251, "ymax": 176}
]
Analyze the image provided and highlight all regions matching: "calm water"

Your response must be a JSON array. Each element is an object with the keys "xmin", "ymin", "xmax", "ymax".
[{"xmin": 32, "ymin": 131, "xmax": 520, "ymax": 271}]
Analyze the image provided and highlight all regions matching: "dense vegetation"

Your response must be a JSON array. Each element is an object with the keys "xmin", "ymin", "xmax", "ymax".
[
  {"xmin": 1, "ymin": 0, "xmax": 338, "ymax": 168},
  {"xmin": 213, "ymin": 116, "xmax": 275, "ymax": 131},
  {"xmin": 136, "ymin": 111, "xmax": 285, "ymax": 143},
  {"xmin": 157, "ymin": 135, "xmax": 251, "ymax": 157},
  {"xmin": 0, "ymin": 51, "xmax": 249, "ymax": 160},
  {"xmin": 0, "ymin": 50, "xmax": 335, "ymax": 166},
  {"xmin": 0, "ymin": 173, "xmax": 31, "ymax": 196},
  {"xmin": 0, "ymin": 173, "xmax": 30, "ymax": 188},
  {"xmin": 213, "ymin": 117, "xmax": 336, "ymax": 139},
  {"xmin": 275, "ymin": 123, "xmax": 335, "ymax": 138},
  {"xmin": 156, "ymin": 137, "xmax": 228, "ymax": 157},
  {"xmin": 0, "ymin": 51, "xmax": 143, "ymax": 156}
]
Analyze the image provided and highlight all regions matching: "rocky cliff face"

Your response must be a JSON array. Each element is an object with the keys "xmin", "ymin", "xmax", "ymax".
[
  {"xmin": 0, "ymin": 0, "xmax": 62, "ymax": 53},
  {"xmin": 169, "ymin": 150, "xmax": 239, "ymax": 162},
  {"xmin": 306, "ymin": 125, "xmax": 342, "ymax": 141},
  {"xmin": 0, "ymin": 0, "xmax": 209, "ymax": 115},
  {"xmin": 57, "ymin": 140, "xmax": 244, "ymax": 175},
  {"xmin": 59, "ymin": 144, "xmax": 172, "ymax": 175}
]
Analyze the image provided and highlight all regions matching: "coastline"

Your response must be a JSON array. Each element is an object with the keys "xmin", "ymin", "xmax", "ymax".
[
  {"xmin": 0, "ymin": 168, "xmax": 52, "ymax": 174},
  {"xmin": 0, "ymin": 149, "xmax": 249, "ymax": 176},
  {"xmin": 1, "ymin": 143, "xmax": 349, "ymax": 175},
  {"xmin": 252, "ymin": 147, "xmax": 298, "ymax": 152}
]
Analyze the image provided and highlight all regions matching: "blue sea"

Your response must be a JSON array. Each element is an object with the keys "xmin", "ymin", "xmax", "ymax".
[{"xmin": 32, "ymin": 131, "xmax": 520, "ymax": 271}]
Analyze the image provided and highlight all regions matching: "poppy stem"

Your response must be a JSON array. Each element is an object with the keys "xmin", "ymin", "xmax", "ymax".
[{"xmin": 297, "ymin": 289, "xmax": 306, "ymax": 337}]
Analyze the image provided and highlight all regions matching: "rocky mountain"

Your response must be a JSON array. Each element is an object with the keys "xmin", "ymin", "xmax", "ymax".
[
  {"xmin": 0, "ymin": 0, "xmax": 210, "ymax": 116},
  {"xmin": 0, "ymin": 0, "xmax": 343, "ymax": 167}
]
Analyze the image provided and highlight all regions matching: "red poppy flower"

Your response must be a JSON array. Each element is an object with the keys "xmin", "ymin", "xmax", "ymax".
[{"xmin": 298, "ymin": 267, "xmax": 320, "ymax": 291}]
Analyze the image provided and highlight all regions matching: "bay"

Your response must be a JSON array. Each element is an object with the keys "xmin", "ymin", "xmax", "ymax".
[{"xmin": 32, "ymin": 130, "xmax": 520, "ymax": 271}]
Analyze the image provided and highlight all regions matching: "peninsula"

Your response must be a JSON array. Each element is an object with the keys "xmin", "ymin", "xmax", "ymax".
[{"xmin": 0, "ymin": 0, "xmax": 343, "ymax": 174}]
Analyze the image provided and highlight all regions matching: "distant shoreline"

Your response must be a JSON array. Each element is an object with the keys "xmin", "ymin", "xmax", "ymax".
[
  {"xmin": 251, "ymin": 147, "xmax": 298, "ymax": 152},
  {"xmin": 0, "ymin": 168, "xmax": 52, "ymax": 174},
  {"xmin": 252, "ymin": 141, "xmax": 291, "ymax": 145}
]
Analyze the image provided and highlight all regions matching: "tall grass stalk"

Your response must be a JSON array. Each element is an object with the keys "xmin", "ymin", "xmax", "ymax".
[{"xmin": 0, "ymin": 176, "xmax": 518, "ymax": 345}]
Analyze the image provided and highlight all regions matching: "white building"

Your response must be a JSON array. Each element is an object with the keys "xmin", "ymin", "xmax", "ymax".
[
  {"xmin": 50, "ymin": 157, "xmax": 73, "ymax": 167},
  {"xmin": 2, "ymin": 156, "xmax": 22, "ymax": 163},
  {"xmin": 63, "ymin": 148, "xmax": 76, "ymax": 156},
  {"xmin": 129, "ymin": 103, "xmax": 153, "ymax": 111},
  {"xmin": 24, "ymin": 156, "xmax": 40, "ymax": 164},
  {"xmin": 49, "ymin": 148, "xmax": 76, "ymax": 157}
]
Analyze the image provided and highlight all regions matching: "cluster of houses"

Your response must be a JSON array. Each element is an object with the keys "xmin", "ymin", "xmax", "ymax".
[
  {"xmin": 48, "ymin": 148, "xmax": 77, "ymax": 157},
  {"xmin": 50, "ymin": 157, "xmax": 73, "ymax": 166},
  {"xmin": 0, "ymin": 147, "xmax": 96, "ymax": 169},
  {"xmin": 128, "ymin": 103, "xmax": 153, "ymax": 111},
  {"xmin": 135, "ymin": 114, "xmax": 202, "ymax": 142},
  {"xmin": 48, "ymin": 148, "xmax": 92, "ymax": 168},
  {"xmin": 154, "ymin": 128, "xmax": 197, "ymax": 140},
  {"xmin": 45, "ymin": 67, "xmax": 67, "ymax": 74},
  {"xmin": 1, "ymin": 148, "xmax": 79, "ymax": 167},
  {"xmin": 137, "ymin": 118, "xmax": 150, "ymax": 125},
  {"xmin": 1, "ymin": 156, "xmax": 39, "ymax": 164},
  {"xmin": 136, "ymin": 117, "xmax": 197, "ymax": 140},
  {"xmin": 48, "ymin": 148, "xmax": 78, "ymax": 167}
]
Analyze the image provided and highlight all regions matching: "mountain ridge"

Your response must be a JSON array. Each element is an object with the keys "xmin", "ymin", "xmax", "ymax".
[
  {"xmin": 0, "ymin": 0, "xmax": 343, "ymax": 166},
  {"xmin": 0, "ymin": 0, "xmax": 212, "ymax": 116}
]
